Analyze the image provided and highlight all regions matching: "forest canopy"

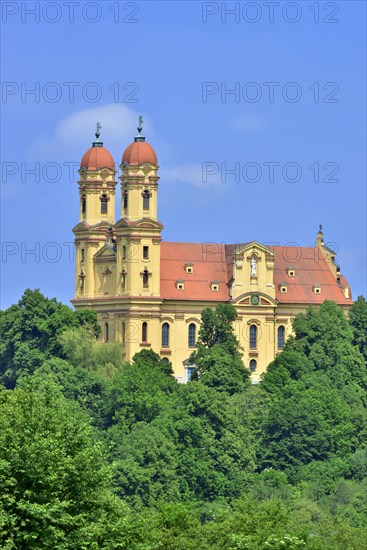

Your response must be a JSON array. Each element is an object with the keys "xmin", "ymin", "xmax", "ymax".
[{"xmin": 0, "ymin": 290, "xmax": 366, "ymax": 549}]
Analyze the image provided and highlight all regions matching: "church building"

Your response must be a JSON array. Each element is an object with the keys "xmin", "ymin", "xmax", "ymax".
[{"xmin": 71, "ymin": 120, "xmax": 352, "ymax": 382}]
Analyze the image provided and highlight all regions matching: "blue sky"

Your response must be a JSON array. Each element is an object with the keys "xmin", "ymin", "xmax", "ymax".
[{"xmin": 1, "ymin": 0, "xmax": 366, "ymax": 308}]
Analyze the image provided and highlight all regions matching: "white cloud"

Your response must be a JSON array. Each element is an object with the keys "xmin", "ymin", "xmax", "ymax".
[
  {"xmin": 161, "ymin": 163, "xmax": 224, "ymax": 188},
  {"xmin": 27, "ymin": 108, "xmax": 223, "ymax": 188},
  {"xmin": 29, "ymin": 104, "xmax": 151, "ymax": 159},
  {"xmin": 227, "ymin": 114, "xmax": 268, "ymax": 133}
]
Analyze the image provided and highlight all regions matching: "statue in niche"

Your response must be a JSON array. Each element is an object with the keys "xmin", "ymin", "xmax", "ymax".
[{"xmin": 250, "ymin": 257, "xmax": 257, "ymax": 277}]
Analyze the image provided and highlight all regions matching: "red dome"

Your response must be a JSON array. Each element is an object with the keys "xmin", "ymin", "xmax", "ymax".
[
  {"xmin": 80, "ymin": 145, "xmax": 115, "ymax": 171},
  {"xmin": 122, "ymin": 139, "xmax": 158, "ymax": 166}
]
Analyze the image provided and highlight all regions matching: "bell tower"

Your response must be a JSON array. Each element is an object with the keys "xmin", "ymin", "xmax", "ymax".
[
  {"xmin": 115, "ymin": 116, "xmax": 162, "ymax": 297},
  {"xmin": 120, "ymin": 116, "xmax": 159, "ymax": 221},
  {"xmin": 73, "ymin": 123, "xmax": 117, "ymax": 299}
]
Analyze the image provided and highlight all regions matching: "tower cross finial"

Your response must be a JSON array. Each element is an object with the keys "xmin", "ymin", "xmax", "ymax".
[
  {"xmin": 95, "ymin": 121, "xmax": 102, "ymax": 140},
  {"xmin": 137, "ymin": 115, "xmax": 143, "ymax": 135}
]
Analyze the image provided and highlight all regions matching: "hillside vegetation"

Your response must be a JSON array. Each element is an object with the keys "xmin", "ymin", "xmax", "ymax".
[{"xmin": 1, "ymin": 290, "xmax": 367, "ymax": 549}]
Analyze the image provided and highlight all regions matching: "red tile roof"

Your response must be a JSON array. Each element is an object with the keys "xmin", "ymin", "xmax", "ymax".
[
  {"xmin": 160, "ymin": 242, "xmax": 352, "ymax": 305},
  {"xmin": 80, "ymin": 145, "xmax": 115, "ymax": 171},
  {"xmin": 272, "ymin": 246, "xmax": 351, "ymax": 304},
  {"xmin": 160, "ymin": 242, "xmax": 229, "ymax": 301},
  {"xmin": 122, "ymin": 140, "xmax": 158, "ymax": 166}
]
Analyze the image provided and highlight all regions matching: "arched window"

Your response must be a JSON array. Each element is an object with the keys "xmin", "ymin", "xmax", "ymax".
[
  {"xmin": 161, "ymin": 357, "xmax": 170, "ymax": 364},
  {"xmin": 143, "ymin": 190, "xmax": 150, "ymax": 211},
  {"xmin": 123, "ymin": 191, "xmax": 128, "ymax": 210},
  {"xmin": 104, "ymin": 322, "xmax": 109, "ymax": 343},
  {"xmin": 278, "ymin": 325, "xmax": 285, "ymax": 349},
  {"xmin": 188, "ymin": 323, "xmax": 196, "ymax": 348},
  {"xmin": 162, "ymin": 322, "xmax": 170, "ymax": 348},
  {"xmin": 143, "ymin": 269, "xmax": 149, "ymax": 288},
  {"xmin": 81, "ymin": 195, "xmax": 86, "ymax": 214},
  {"xmin": 249, "ymin": 359, "xmax": 257, "ymax": 372},
  {"xmin": 101, "ymin": 194, "xmax": 108, "ymax": 215},
  {"xmin": 142, "ymin": 322, "xmax": 148, "ymax": 343},
  {"xmin": 122, "ymin": 322, "xmax": 125, "ymax": 343},
  {"xmin": 249, "ymin": 325, "xmax": 257, "ymax": 349}
]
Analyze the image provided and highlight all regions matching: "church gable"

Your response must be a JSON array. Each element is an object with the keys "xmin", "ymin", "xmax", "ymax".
[
  {"xmin": 230, "ymin": 242, "xmax": 276, "ymax": 302},
  {"xmin": 94, "ymin": 244, "xmax": 116, "ymax": 263}
]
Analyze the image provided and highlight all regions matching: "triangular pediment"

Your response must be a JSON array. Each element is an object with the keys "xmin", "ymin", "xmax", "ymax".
[
  {"xmin": 233, "ymin": 241, "xmax": 275, "ymax": 258},
  {"xmin": 94, "ymin": 244, "xmax": 116, "ymax": 261}
]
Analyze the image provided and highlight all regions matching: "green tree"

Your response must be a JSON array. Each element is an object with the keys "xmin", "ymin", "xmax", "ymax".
[
  {"xmin": 0, "ymin": 289, "xmax": 100, "ymax": 388},
  {"xmin": 259, "ymin": 375, "xmax": 358, "ymax": 474},
  {"xmin": 110, "ymin": 422, "xmax": 180, "ymax": 507},
  {"xmin": 59, "ymin": 327, "xmax": 123, "ymax": 374},
  {"xmin": 133, "ymin": 348, "xmax": 174, "ymax": 376},
  {"xmin": 0, "ymin": 378, "xmax": 128, "ymax": 548},
  {"xmin": 192, "ymin": 304, "xmax": 242, "ymax": 359},
  {"xmin": 285, "ymin": 301, "xmax": 367, "ymax": 389},
  {"xmin": 155, "ymin": 382, "xmax": 255, "ymax": 501},
  {"xmin": 349, "ymin": 296, "xmax": 367, "ymax": 362},
  {"xmin": 261, "ymin": 351, "xmax": 313, "ymax": 394},
  {"xmin": 35, "ymin": 357, "xmax": 114, "ymax": 429},
  {"xmin": 109, "ymin": 361, "xmax": 177, "ymax": 432},
  {"xmin": 194, "ymin": 345, "xmax": 250, "ymax": 395},
  {"xmin": 189, "ymin": 304, "xmax": 249, "ymax": 393}
]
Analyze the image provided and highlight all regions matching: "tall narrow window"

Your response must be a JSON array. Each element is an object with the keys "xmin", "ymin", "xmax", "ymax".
[
  {"xmin": 188, "ymin": 323, "xmax": 196, "ymax": 348},
  {"xmin": 81, "ymin": 195, "xmax": 86, "ymax": 214},
  {"xmin": 101, "ymin": 194, "xmax": 108, "ymax": 215},
  {"xmin": 122, "ymin": 245, "xmax": 126, "ymax": 260},
  {"xmin": 79, "ymin": 273, "xmax": 85, "ymax": 293},
  {"xmin": 143, "ymin": 269, "xmax": 149, "ymax": 288},
  {"xmin": 143, "ymin": 190, "xmax": 150, "ymax": 211},
  {"xmin": 162, "ymin": 323, "xmax": 170, "ymax": 347},
  {"xmin": 249, "ymin": 359, "xmax": 257, "ymax": 372},
  {"xmin": 142, "ymin": 322, "xmax": 148, "ymax": 343},
  {"xmin": 249, "ymin": 325, "xmax": 257, "ymax": 349},
  {"xmin": 187, "ymin": 367, "xmax": 196, "ymax": 381},
  {"xmin": 105, "ymin": 322, "xmax": 109, "ymax": 343},
  {"xmin": 143, "ymin": 246, "xmax": 149, "ymax": 259},
  {"xmin": 123, "ymin": 191, "xmax": 128, "ymax": 210},
  {"xmin": 81, "ymin": 249, "xmax": 85, "ymax": 262},
  {"xmin": 122, "ymin": 322, "xmax": 125, "ymax": 343},
  {"xmin": 278, "ymin": 326, "xmax": 285, "ymax": 349}
]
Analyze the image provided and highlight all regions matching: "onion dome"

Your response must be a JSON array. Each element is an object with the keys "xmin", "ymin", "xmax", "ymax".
[
  {"xmin": 122, "ymin": 115, "xmax": 158, "ymax": 166},
  {"xmin": 80, "ymin": 123, "xmax": 115, "ymax": 171}
]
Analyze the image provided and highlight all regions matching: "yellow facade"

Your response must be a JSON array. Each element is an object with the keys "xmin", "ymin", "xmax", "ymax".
[{"xmin": 72, "ymin": 127, "xmax": 352, "ymax": 383}]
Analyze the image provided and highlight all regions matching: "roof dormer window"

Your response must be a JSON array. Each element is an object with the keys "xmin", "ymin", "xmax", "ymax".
[
  {"xmin": 279, "ymin": 284, "xmax": 288, "ymax": 294},
  {"xmin": 287, "ymin": 268, "xmax": 296, "ymax": 277},
  {"xmin": 211, "ymin": 282, "xmax": 219, "ymax": 292},
  {"xmin": 313, "ymin": 285, "xmax": 321, "ymax": 295},
  {"xmin": 176, "ymin": 280, "xmax": 185, "ymax": 290},
  {"xmin": 185, "ymin": 264, "xmax": 194, "ymax": 274}
]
